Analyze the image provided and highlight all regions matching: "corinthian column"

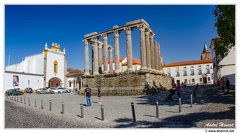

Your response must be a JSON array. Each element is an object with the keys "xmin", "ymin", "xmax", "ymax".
[
  {"xmin": 109, "ymin": 46, "xmax": 113, "ymax": 73},
  {"xmin": 98, "ymin": 43, "xmax": 103, "ymax": 74},
  {"xmin": 139, "ymin": 24, "xmax": 147, "ymax": 70},
  {"xmin": 157, "ymin": 43, "xmax": 161, "ymax": 70},
  {"xmin": 102, "ymin": 33, "xmax": 108, "ymax": 73},
  {"xmin": 84, "ymin": 39, "xmax": 90, "ymax": 75},
  {"xmin": 114, "ymin": 30, "xmax": 120, "ymax": 73},
  {"xmin": 93, "ymin": 37, "xmax": 99, "ymax": 75},
  {"xmin": 154, "ymin": 41, "xmax": 158, "ymax": 70},
  {"xmin": 150, "ymin": 33, "xmax": 155, "ymax": 70},
  {"xmin": 145, "ymin": 29, "xmax": 151, "ymax": 69},
  {"xmin": 126, "ymin": 27, "xmax": 133, "ymax": 71}
]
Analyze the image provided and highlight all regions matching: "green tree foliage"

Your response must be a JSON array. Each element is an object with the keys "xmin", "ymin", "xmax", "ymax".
[{"xmin": 213, "ymin": 5, "xmax": 235, "ymax": 61}]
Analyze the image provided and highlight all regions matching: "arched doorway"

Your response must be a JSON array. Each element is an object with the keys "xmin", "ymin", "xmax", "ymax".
[{"xmin": 49, "ymin": 77, "xmax": 62, "ymax": 88}]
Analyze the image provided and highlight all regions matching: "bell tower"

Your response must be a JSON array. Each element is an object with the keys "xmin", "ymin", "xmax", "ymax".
[{"xmin": 201, "ymin": 42, "xmax": 211, "ymax": 60}]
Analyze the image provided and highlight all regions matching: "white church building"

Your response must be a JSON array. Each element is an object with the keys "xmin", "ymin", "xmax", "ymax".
[{"xmin": 5, "ymin": 42, "xmax": 67, "ymax": 91}]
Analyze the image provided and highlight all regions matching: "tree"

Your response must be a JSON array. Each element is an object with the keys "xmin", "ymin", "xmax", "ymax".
[{"xmin": 213, "ymin": 5, "xmax": 235, "ymax": 61}]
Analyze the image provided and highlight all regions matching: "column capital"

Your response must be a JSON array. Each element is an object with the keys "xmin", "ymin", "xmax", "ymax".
[
  {"xmin": 98, "ymin": 43, "xmax": 103, "ymax": 48},
  {"xmin": 150, "ymin": 32, "xmax": 155, "ymax": 38},
  {"xmin": 125, "ymin": 27, "xmax": 132, "ymax": 35},
  {"xmin": 84, "ymin": 39, "xmax": 88, "ymax": 46},
  {"xmin": 102, "ymin": 33, "xmax": 108, "ymax": 40},
  {"xmin": 138, "ymin": 24, "xmax": 146, "ymax": 32},
  {"xmin": 145, "ymin": 29, "xmax": 150, "ymax": 35},
  {"xmin": 114, "ymin": 30, "xmax": 120, "ymax": 37}
]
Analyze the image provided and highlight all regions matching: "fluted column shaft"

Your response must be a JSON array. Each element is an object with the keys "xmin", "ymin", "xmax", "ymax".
[
  {"xmin": 145, "ymin": 30, "xmax": 151, "ymax": 69},
  {"xmin": 114, "ymin": 30, "xmax": 120, "ymax": 73},
  {"xmin": 139, "ymin": 25, "xmax": 147, "ymax": 70},
  {"xmin": 84, "ymin": 39, "xmax": 90, "ymax": 75},
  {"xmin": 126, "ymin": 27, "xmax": 133, "ymax": 71},
  {"xmin": 98, "ymin": 43, "xmax": 102, "ymax": 73},
  {"xmin": 93, "ymin": 37, "xmax": 99, "ymax": 75},
  {"xmin": 157, "ymin": 43, "xmax": 161, "ymax": 70},
  {"xmin": 109, "ymin": 48, "xmax": 113, "ymax": 73},
  {"xmin": 103, "ymin": 33, "xmax": 108, "ymax": 73},
  {"xmin": 154, "ymin": 41, "xmax": 158, "ymax": 70},
  {"xmin": 150, "ymin": 33, "xmax": 155, "ymax": 70}
]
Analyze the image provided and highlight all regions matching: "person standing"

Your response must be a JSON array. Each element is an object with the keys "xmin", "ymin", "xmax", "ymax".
[
  {"xmin": 84, "ymin": 85, "xmax": 92, "ymax": 107},
  {"xmin": 226, "ymin": 78, "xmax": 230, "ymax": 93},
  {"xmin": 97, "ymin": 86, "xmax": 102, "ymax": 104},
  {"xmin": 219, "ymin": 77, "xmax": 225, "ymax": 94},
  {"xmin": 176, "ymin": 80, "xmax": 181, "ymax": 99}
]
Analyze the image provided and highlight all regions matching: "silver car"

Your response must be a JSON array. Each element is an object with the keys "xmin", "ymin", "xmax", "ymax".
[
  {"xmin": 57, "ymin": 88, "xmax": 71, "ymax": 93},
  {"xmin": 36, "ymin": 88, "xmax": 52, "ymax": 94},
  {"xmin": 50, "ymin": 88, "xmax": 63, "ymax": 94}
]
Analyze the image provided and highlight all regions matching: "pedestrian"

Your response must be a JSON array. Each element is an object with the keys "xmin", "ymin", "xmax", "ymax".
[
  {"xmin": 184, "ymin": 81, "xmax": 187, "ymax": 89},
  {"xmin": 84, "ymin": 85, "xmax": 92, "ymax": 107},
  {"xmin": 219, "ymin": 77, "xmax": 225, "ymax": 94},
  {"xmin": 181, "ymin": 82, "xmax": 184, "ymax": 89},
  {"xmin": 226, "ymin": 78, "xmax": 230, "ymax": 93},
  {"xmin": 75, "ymin": 88, "xmax": 77, "ymax": 95},
  {"xmin": 97, "ymin": 86, "xmax": 102, "ymax": 104},
  {"xmin": 176, "ymin": 80, "xmax": 181, "ymax": 99}
]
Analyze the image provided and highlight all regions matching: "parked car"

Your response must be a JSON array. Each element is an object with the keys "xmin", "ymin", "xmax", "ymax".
[
  {"xmin": 36, "ymin": 88, "xmax": 52, "ymax": 94},
  {"xmin": 5, "ymin": 88, "xmax": 23, "ymax": 96},
  {"xmin": 50, "ymin": 88, "xmax": 63, "ymax": 94},
  {"xmin": 57, "ymin": 88, "xmax": 71, "ymax": 93},
  {"xmin": 25, "ymin": 87, "xmax": 33, "ymax": 93}
]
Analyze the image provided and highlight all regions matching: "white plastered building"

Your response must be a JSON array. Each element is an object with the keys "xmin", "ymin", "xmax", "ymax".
[{"xmin": 5, "ymin": 42, "xmax": 68, "ymax": 91}]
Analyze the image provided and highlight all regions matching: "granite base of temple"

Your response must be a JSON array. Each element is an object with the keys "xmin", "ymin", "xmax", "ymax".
[{"xmin": 80, "ymin": 70, "xmax": 173, "ymax": 96}]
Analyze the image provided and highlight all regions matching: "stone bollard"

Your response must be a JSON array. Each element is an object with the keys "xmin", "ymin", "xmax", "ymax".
[
  {"xmin": 179, "ymin": 98, "xmax": 181, "ymax": 113},
  {"xmin": 28, "ymin": 98, "xmax": 30, "ymax": 106},
  {"xmin": 24, "ymin": 97, "xmax": 26, "ymax": 104},
  {"xmin": 17, "ymin": 96, "xmax": 18, "ymax": 102},
  {"xmin": 20, "ymin": 96, "xmax": 22, "ymax": 103},
  {"xmin": 131, "ymin": 102, "xmax": 136, "ymax": 122},
  {"xmin": 156, "ymin": 101, "xmax": 159, "ymax": 117},
  {"xmin": 190, "ymin": 94, "xmax": 193, "ymax": 108},
  {"xmin": 49, "ymin": 100, "xmax": 52, "ymax": 111},
  {"xmin": 41, "ymin": 98, "xmax": 43, "ymax": 109},
  {"xmin": 61, "ymin": 102, "xmax": 64, "ymax": 114},
  {"xmin": 101, "ymin": 105, "xmax": 104, "ymax": 121},
  {"xmin": 80, "ymin": 104, "xmax": 84, "ymax": 118},
  {"xmin": 35, "ymin": 99, "xmax": 37, "ymax": 107}
]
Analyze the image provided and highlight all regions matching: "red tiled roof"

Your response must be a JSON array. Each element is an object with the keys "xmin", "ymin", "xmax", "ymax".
[
  {"xmin": 122, "ymin": 58, "xmax": 141, "ymax": 66},
  {"xmin": 163, "ymin": 59, "xmax": 212, "ymax": 67},
  {"xmin": 102, "ymin": 57, "xmax": 125, "ymax": 64}
]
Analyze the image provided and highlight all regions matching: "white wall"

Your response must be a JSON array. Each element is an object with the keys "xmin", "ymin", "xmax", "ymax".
[{"xmin": 5, "ymin": 72, "xmax": 43, "ymax": 91}]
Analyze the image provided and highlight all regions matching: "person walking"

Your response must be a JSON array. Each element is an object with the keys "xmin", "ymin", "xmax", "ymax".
[
  {"xmin": 84, "ymin": 85, "xmax": 92, "ymax": 107},
  {"xmin": 226, "ymin": 78, "xmax": 230, "ymax": 93},
  {"xmin": 176, "ymin": 80, "xmax": 181, "ymax": 99},
  {"xmin": 97, "ymin": 86, "xmax": 102, "ymax": 104},
  {"xmin": 219, "ymin": 77, "xmax": 225, "ymax": 94}
]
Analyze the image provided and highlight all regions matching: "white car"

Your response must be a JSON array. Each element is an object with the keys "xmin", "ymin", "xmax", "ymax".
[
  {"xmin": 58, "ymin": 88, "xmax": 71, "ymax": 93},
  {"xmin": 50, "ymin": 88, "xmax": 63, "ymax": 94}
]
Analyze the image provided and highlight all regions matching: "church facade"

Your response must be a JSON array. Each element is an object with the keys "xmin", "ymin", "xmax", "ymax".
[{"xmin": 5, "ymin": 42, "xmax": 67, "ymax": 91}]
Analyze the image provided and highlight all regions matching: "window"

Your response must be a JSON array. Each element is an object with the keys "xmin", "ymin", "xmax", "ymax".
[
  {"xmin": 208, "ymin": 77, "xmax": 211, "ymax": 81},
  {"xmin": 206, "ymin": 65, "xmax": 210, "ymax": 74},
  {"xmin": 176, "ymin": 67, "xmax": 180, "ymax": 77},
  {"xmin": 167, "ymin": 68, "xmax": 171, "ymax": 76},
  {"xmin": 183, "ymin": 67, "xmax": 187, "ymax": 76},
  {"xmin": 199, "ymin": 78, "xmax": 202, "ymax": 83},
  {"xmin": 198, "ymin": 65, "xmax": 202, "ymax": 75},
  {"xmin": 167, "ymin": 72, "xmax": 171, "ymax": 76},
  {"xmin": 69, "ymin": 81, "xmax": 72, "ymax": 87},
  {"xmin": 176, "ymin": 72, "xmax": 180, "ymax": 77},
  {"xmin": 53, "ymin": 60, "xmax": 58, "ymax": 74},
  {"xmin": 190, "ymin": 66, "xmax": 194, "ymax": 76},
  {"xmin": 192, "ymin": 79, "xmax": 195, "ymax": 83}
]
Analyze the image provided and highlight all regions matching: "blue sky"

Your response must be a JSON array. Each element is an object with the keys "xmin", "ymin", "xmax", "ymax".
[{"xmin": 5, "ymin": 5, "xmax": 218, "ymax": 70}]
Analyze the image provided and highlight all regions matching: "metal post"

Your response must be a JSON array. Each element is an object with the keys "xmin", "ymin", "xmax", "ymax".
[
  {"xmin": 190, "ymin": 94, "xmax": 193, "ymax": 108},
  {"xmin": 41, "ymin": 98, "xmax": 43, "ymax": 109},
  {"xmin": 179, "ymin": 98, "xmax": 181, "ymax": 113},
  {"xmin": 61, "ymin": 102, "xmax": 64, "ymax": 114},
  {"xmin": 24, "ymin": 97, "xmax": 26, "ymax": 104},
  {"xmin": 131, "ymin": 102, "xmax": 136, "ymax": 122},
  {"xmin": 156, "ymin": 101, "xmax": 159, "ymax": 117},
  {"xmin": 49, "ymin": 100, "xmax": 52, "ymax": 111},
  {"xmin": 17, "ymin": 96, "xmax": 18, "ymax": 102},
  {"xmin": 80, "ymin": 104, "xmax": 84, "ymax": 118},
  {"xmin": 28, "ymin": 98, "xmax": 30, "ymax": 106},
  {"xmin": 20, "ymin": 96, "xmax": 22, "ymax": 103},
  {"xmin": 35, "ymin": 99, "xmax": 37, "ymax": 107},
  {"xmin": 101, "ymin": 105, "xmax": 104, "ymax": 121}
]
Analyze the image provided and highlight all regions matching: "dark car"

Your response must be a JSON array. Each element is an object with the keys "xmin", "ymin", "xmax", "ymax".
[
  {"xmin": 25, "ymin": 87, "xmax": 33, "ymax": 93},
  {"xmin": 5, "ymin": 88, "xmax": 23, "ymax": 96}
]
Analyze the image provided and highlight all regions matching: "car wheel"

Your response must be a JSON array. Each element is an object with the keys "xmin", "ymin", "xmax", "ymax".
[{"xmin": 58, "ymin": 91, "xmax": 61, "ymax": 93}]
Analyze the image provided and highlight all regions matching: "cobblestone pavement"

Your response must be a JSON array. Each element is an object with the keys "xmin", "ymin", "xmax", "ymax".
[{"xmin": 5, "ymin": 85, "xmax": 235, "ymax": 128}]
